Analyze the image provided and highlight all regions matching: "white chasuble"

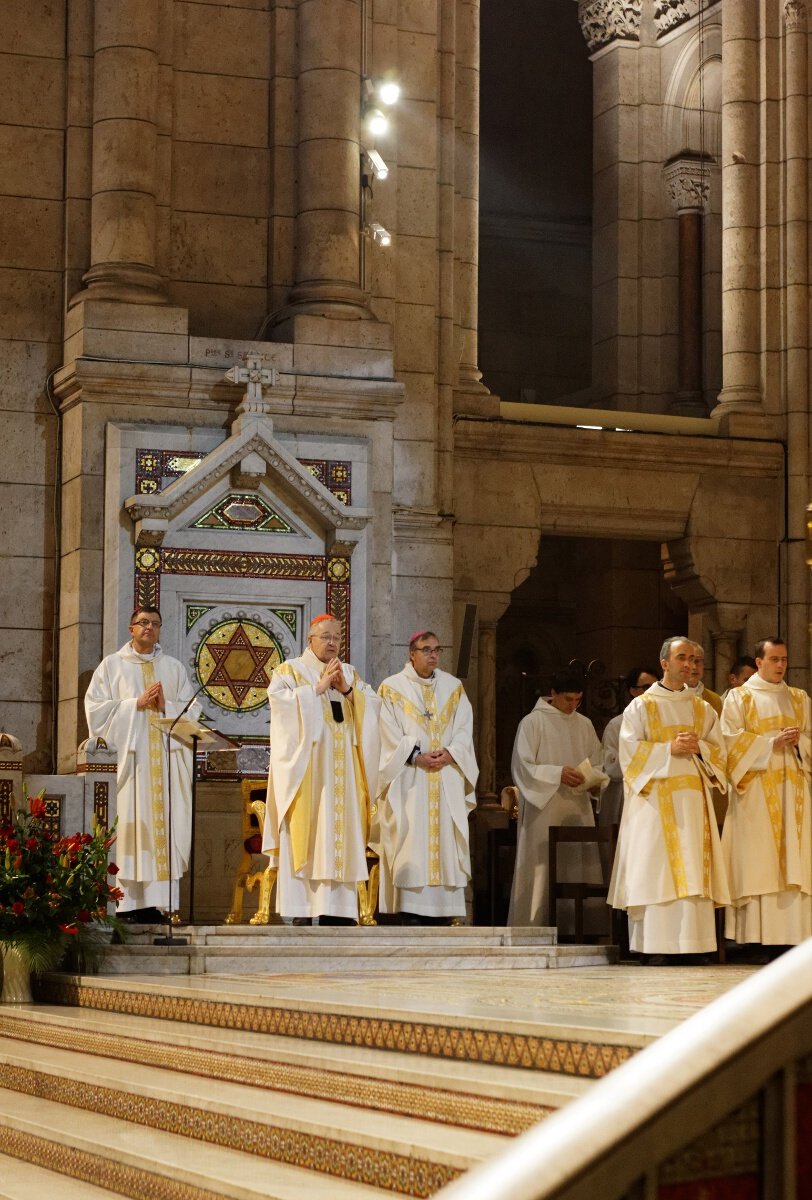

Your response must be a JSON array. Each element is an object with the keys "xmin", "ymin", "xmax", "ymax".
[
  {"xmin": 721, "ymin": 675, "xmax": 812, "ymax": 945},
  {"xmin": 84, "ymin": 642, "xmax": 198, "ymax": 912},
  {"xmin": 609, "ymin": 684, "xmax": 730, "ymax": 954},
  {"xmin": 262, "ymin": 647, "xmax": 381, "ymax": 920},
  {"xmin": 507, "ymin": 700, "xmax": 605, "ymax": 930},
  {"xmin": 376, "ymin": 665, "xmax": 478, "ymax": 917}
]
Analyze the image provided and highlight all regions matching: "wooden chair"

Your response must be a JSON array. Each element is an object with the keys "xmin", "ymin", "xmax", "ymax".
[
  {"xmin": 224, "ymin": 778, "xmax": 277, "ymax": 925},
  {"xmin": 548, "ymin": 824, "xmax": 619, "ymax": 945}
]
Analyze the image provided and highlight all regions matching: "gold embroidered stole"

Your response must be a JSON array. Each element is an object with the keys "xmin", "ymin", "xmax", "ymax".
[
  {"xmin": 737, "ymin": 687, "xmax": 807, "ymax": 883},
  {"xmin": 379, "ymin": 680, "xmax": 463, "ymax": 884},
  {"xmin": 637, "ymin": 694, "xmax": 712, "ymax": 900},
  {"xmin": 141, "ymin": 661, "xmax": 169, "ymax": 881}
]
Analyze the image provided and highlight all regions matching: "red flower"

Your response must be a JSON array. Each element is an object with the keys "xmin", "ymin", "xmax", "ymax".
[
  {"xmin": 108, "ymin": 862, "xmax": 120, "ymax": 875},
  {"xmin": 25, "ymin": 837, "xmax": 38, "ymax": 851},
  {"xmin": 11, "ymin": 901, "xmax": 24, "ymax": 916},
  {"xmin": 77, "ymin": 910, "xmax": 92, "ymax": 923},
  {"xmin": 58, "ymin": 923, "xmax": 78, "ymax": 935},
  {"xmin": 28, "ymin": 796, "xmax": 46, "ymax": 818},
  {"xmin": 6, "ymin": 838, "xmax": 18, "ymax": 851}
]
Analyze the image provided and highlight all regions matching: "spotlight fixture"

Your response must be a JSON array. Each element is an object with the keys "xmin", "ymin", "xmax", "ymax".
[
  {"xmin": 378, "ymin": 80, "xmax": 400, "ymax": 106},
  {"xmin": 364, "ymin": 107, "xmax": 389, "ymax": 137},
  {"xmin": 365, "ymin": 222, "xmax": 392, "ymax": 247},
  {"xmin": 365, "ymin": 149, "xmax": 389, "ymax": 180}
]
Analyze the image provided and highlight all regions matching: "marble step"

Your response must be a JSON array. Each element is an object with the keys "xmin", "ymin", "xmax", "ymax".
[
  {"xmin": 0, "ymin": 1156, "xmax": 124, "ymax": 1200},
  {"xmin": 0, "ymin": 1037, "xmax": 507, "ymax": 1195},
  {"xmin": 0, "ymin": 1005, "xmax": 588, "ymax": 1135},
  {"xmin": 121, "ymin": 925, "xmax": 560, "ymax": 947},
  {"xmin": 0, "ymin": 1087, "xmax": 394, "ymax": 1200}
]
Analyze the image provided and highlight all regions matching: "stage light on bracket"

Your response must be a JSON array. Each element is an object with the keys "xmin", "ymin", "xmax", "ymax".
[
  {"xmin": 365, "ymin": 149, "xmax": 389, "ymax": 180},
  {"xmin": 364, "ymin": 106, "xmax": 389, "ymax": 137},
  {"xmin": 364, "ymin": 222, "xmax": 392, "ymax": 247},
  {"xmin": 363, "ymin": 76, "xmax": 401, "ymax": 108}
]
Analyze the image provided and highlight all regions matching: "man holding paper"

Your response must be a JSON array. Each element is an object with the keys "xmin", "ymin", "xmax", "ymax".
[
  {"xmin": 609, "ymin": 636, "xmax": 730, "ymax": 959},
  {"xmin": 508, "ymin": 669, "xmax": 607, "ymax": 930},
  {"xmin": 85, "ymin": 606, "xmax": 199, "ymax": 922}
]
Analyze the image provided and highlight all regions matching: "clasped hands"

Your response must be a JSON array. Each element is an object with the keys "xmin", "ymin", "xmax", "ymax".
[
  {"xmin": 774, "ymin": 726, "xmax": 800, "ymax": 748},
  {"xmin": 315, "ymin": 657, "xmax": 352, "ymax": 697},
  {"xmin": 416, "ymin": 748, "xmax": 455, "ymax": 772},
  {"xmin": 137, "ymin": 682, "xmax": 165, "ymax": 712},
  {"xmin": 670, "ymin": 730, "xmax": 701, "ymax": 757}
]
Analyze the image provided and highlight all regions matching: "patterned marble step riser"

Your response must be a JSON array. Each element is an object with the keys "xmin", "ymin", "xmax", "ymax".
[
  {"xmin": 0, "ymin": 1020, "xmax": 554, "ymax": 1138},
  {"xmin": 41, "ymin": 979, "xmax": 637, "ymax": 1080},
  {"xmin": 0, "ymin": 1064, "xmax": 471, "ymax": 1198}
]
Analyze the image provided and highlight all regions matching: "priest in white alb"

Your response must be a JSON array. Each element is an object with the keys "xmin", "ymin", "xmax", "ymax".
[
  {"xmin": 262, "ymin": 614, "xmax": 380, "ymax": 925},
  {"xmin": 508, "ymin": 668, "xmax": 607, "ymax": 931},
  {"xmin": 721, "ymin": 637, "xmax": 812, "ymax": 948},
  {"xmin": 376, "ymin": 630, "xmax": 478, "ymax": 924},
  {"xmin": 609, "ymin": 636, "xmax": 730, "ymax": 959},
  {"xmin": 85, "ymin": 607, "xmax": 199, "ymax": 922}
]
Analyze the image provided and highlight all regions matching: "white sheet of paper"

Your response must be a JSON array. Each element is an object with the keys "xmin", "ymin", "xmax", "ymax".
[{"xmin": 575, "ymin": 757, "xmax": 609, "ymax": 791}]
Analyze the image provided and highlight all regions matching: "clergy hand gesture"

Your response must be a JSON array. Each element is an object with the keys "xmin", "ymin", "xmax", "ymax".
[
  {"xmin": 774, "ymin": 726, "xmax": 800, "ymax": 748},
  {"xmin": 415, "ymin": 750, "xmax": 445, "ymax": 772},
  {"xmin": 137, "ymin": 682, "xmax": 165, "ymax": 712},
  {"xmin": 315, "ymin": 658, "xmax": 350, "ymax": 696},
  {"xmin": 560, "ymin": 766, "xmax": 585, "ymax": 788},
  {"xmin": 671, "ymin": 731, "xmax": 700, "ymax": 757}
]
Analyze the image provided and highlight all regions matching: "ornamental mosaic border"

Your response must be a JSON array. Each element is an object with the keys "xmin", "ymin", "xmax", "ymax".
[
  {"xmin": 135, "ymin": 448, "xmax": 352, "ymax": 506},
  {"xmin": 659, "ymin": 1096, "xmax": 759, "ymax": 1184},
  {"xmin": 0, "ymin": 1062, "xmax": 458, "ymax": 1199},
  {"xmin": 41, "ymin": 978, "xmax": 636, "ymax": 1078},
  {"xmin": 0, "ymin": 1012, "xmax": 545, "ymax": 1136},
  {"xmin": 0, "ymin": 1125, "xmax": 225, "ymax": 1200}
]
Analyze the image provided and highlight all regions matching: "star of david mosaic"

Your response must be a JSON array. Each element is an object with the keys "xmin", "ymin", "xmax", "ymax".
[{"xmin": 196, "ymin": 619, "xmax": 283, "ymax": 712}]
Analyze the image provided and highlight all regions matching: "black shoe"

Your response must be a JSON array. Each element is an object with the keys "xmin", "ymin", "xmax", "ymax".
[
  {"xmin": 318, "ymin": 915, "xmax": 357, "ymax": 926},
  {"xmin": 119, "ymin": 906, "xmax": 169, "ymax": 925},
  {"xmin": 291, "ymin": 917, "xmax": 312, "ymax": 926}
]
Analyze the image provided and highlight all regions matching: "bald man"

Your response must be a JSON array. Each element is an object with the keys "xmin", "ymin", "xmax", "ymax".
[{"xmin": 262, "ymin": 615, "xmax": 380, "ymax": 924}]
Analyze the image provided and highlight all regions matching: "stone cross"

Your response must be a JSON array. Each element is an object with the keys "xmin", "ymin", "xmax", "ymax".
[{"xmin": 224, "ymin": 353, "xmax": 279, "ymax": 416}]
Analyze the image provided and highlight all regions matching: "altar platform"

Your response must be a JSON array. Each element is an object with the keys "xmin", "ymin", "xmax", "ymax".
[{"xmin": 0, "ymin": 928, "xmax": 757, "ymax": 1200}]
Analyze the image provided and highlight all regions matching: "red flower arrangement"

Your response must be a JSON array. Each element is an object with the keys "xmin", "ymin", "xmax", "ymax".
[{"xmin": 0, "ymin": 793, "xmax": 124, "ymax": 971}]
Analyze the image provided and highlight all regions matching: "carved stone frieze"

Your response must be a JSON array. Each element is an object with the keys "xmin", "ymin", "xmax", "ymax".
[
  {"xmin": 577, "ymin": 0, "xmax": 642, "ymax": 54},
  {"xmin": 654, "ymin": 0, "xmax": 700, "ymax": 36},
  {"xmin": 663, "ymin": 156, "xmax": 713, "ymax": 212},
  {"xmin": 784, "ymin": 0, "xmax": 808, "ymax": 32}
]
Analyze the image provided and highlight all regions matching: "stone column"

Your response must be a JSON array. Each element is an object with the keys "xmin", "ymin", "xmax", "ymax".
[
  {"xmin": 712, "ymin": 629, "xmax": 740, "ymax": 694},
  {"xmin": 714, "ymin": 0, "xmax": 762, "ymax": 413},
  {"xmin": 74, "ymin": 0, "xmax": 165, "ymax": 304},
  {"xmin": 454, "ymin": 0, "xmax": 488, "ymax": 402},
  {"xmin": 664, "ymin": 156, "xmax": 711, "ymax": 416},
  {"xmin": 286, "ymin": 0, "xmax": 369, "ymax": 318},
  {"xmin": 476, "ymin": 620, "xmax": 497, "ymax": 804},
  {"xmin": 783, "ymin": 0, "xmax": 810, "ymax": 674}
]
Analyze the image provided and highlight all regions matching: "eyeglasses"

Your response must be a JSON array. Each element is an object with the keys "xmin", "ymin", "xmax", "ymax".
[
  {"xmin": 311, "ymin": 633, "xmax": 339, "ymax": 642},
  {"xmin": 132, "ymin": 619, "xmax": 162, "ymax": 628},
  {"xmin": 414, "ymin": 646, "xmax": 442, "ymax": 655}
]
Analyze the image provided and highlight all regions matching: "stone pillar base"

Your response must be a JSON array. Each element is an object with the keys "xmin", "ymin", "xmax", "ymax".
[
  {"xmin": 71, "ymin": 263, "xmax": 166, "ymax": 307},
  {"xmin": 453, "ymin": 387, "xmax": 500, "ymax": 418},
  {"xmin": 669, "ymin": 391, "xmax": 708, "ymax": 417}
]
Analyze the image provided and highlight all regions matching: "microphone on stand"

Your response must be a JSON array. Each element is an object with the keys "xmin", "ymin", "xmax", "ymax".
[{"xmin": 155, "ymin": 681, "xmax": 208, "ymax": 946}]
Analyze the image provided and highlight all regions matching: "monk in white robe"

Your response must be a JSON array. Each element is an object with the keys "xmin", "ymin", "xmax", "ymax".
[
  {"xmin": 262, "ymin": 614, "xmax": 380, "ymax": 923},
  {"xmin": 609, "ymin": 637, "xmax": 730, "ymax": 957},
  {"xmin": 377, "ymin": 630, "xmax": 478, "ymax": 922},
  {"xmin": 508, "ymin": 670, "xmax": 607, "ymax": 930},
  {"xmin": 721, "ymin": 639, "xmax": 812, "ymax": 946},
  {"xmin": 85, "ymin": 607, "xmax": 198, "ymax": 917}
]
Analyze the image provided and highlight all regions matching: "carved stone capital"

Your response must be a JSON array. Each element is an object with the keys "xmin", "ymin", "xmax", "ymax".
[
  {"xmin": 784, "ymin": 0, "xmax": 808, "ymax": 32},
  {"xmin": 577, "ymin": 0, "xmax": 641, "ymax": 54},
  {"xmin": 663, "ymin": 156, "xmax": 712, "ymax": 212},
  {"xmin": 654, "ymin": 1, "xmax": 700, "ymax": 37}
]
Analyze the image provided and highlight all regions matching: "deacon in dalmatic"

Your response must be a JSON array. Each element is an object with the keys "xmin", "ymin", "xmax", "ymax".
[
  {"xmin": 85, "ymin": 607, "xmax": 199, "ymax": 921},
  {"xmin": 508, "ymin": 668, "xmax": 607, "ymax": 931},
  {"xmin": 721, "ymin": 638, "xmax": 812, "ymax": 948},
  {"xmin": 262, "ymin": 614, "xmax": 380, "ymax": 925},
  {"xmin": 609, "ymin": 637, "xmax": 730, "ymax": 958},
  {"xmin": 376, "ymin": 631, "xmax": 478, "ymax": 924}
]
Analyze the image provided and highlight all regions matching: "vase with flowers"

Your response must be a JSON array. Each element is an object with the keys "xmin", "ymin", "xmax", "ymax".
[{"xmin": 0, "ymin": 792, "xmax": 124, "ymax": 1002}]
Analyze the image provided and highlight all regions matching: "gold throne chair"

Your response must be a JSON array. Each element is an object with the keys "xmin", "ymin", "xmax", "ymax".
[{"xmin": 225, "ymin": 779, "xmax": 277, "ymax": 925}]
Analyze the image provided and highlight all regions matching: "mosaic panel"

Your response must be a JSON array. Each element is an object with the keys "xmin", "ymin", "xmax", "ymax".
[
  {"xmin": 298, "ymin": 458, "xmax": 352, "ymax": 505},
  {"xmin": 136, "ymin": 449, "xmax": 206, "ymax": 495},
  {"xmin": 40, "ymin": 794, "xmax": 62, "ymax": 838},
  {"xmin": 192, "ymin": 494, "xmax": 294, "ymax": 534},
  {"xmin": 0, "ymin": 778, "xmax": 12, "ymax": 822},
  {"xmin": 94, "ymin": 781, "xmax": 109, "ymax": 829},
  {"xmin": 272, "ymin": 608, "xmax": 298, "ymax": 637},
  {"xmin": 0, "ymin": 1062, "xmax": 457, "ymax": 1198},
  {"xmin": 659, "ymin": 1097, "xmax": 759, "ymax": 1186},
  {"xmin": 186, "ymin": 605, "xmax": 213, "ymax": 632},
  {"xmin": 195, "ymin": 619, "xmax": 284, "ymax": 712}
]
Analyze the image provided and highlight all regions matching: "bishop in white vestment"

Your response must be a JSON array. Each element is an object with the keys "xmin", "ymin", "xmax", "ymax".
[
  {"xmin": 84, "ymin": 607, "xmax": 198, "ymax": 915},
  {"xmin": 376, "ymin": 631, "xmax": 478, "ymax": 921},
  {"xmin": 609, "ymin": 638, "xmax": 730, "ymax": 956},
  {"xmin": 508, "ymin": 671, "xmax": 606, "ymax": 930},
  {"xmin": 262, "ymin": 615, "xmax": 380, "ymax": 923},
  {"xmin": 721, "ymin": 639, "xmax": 812, "ymax": 946}
]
